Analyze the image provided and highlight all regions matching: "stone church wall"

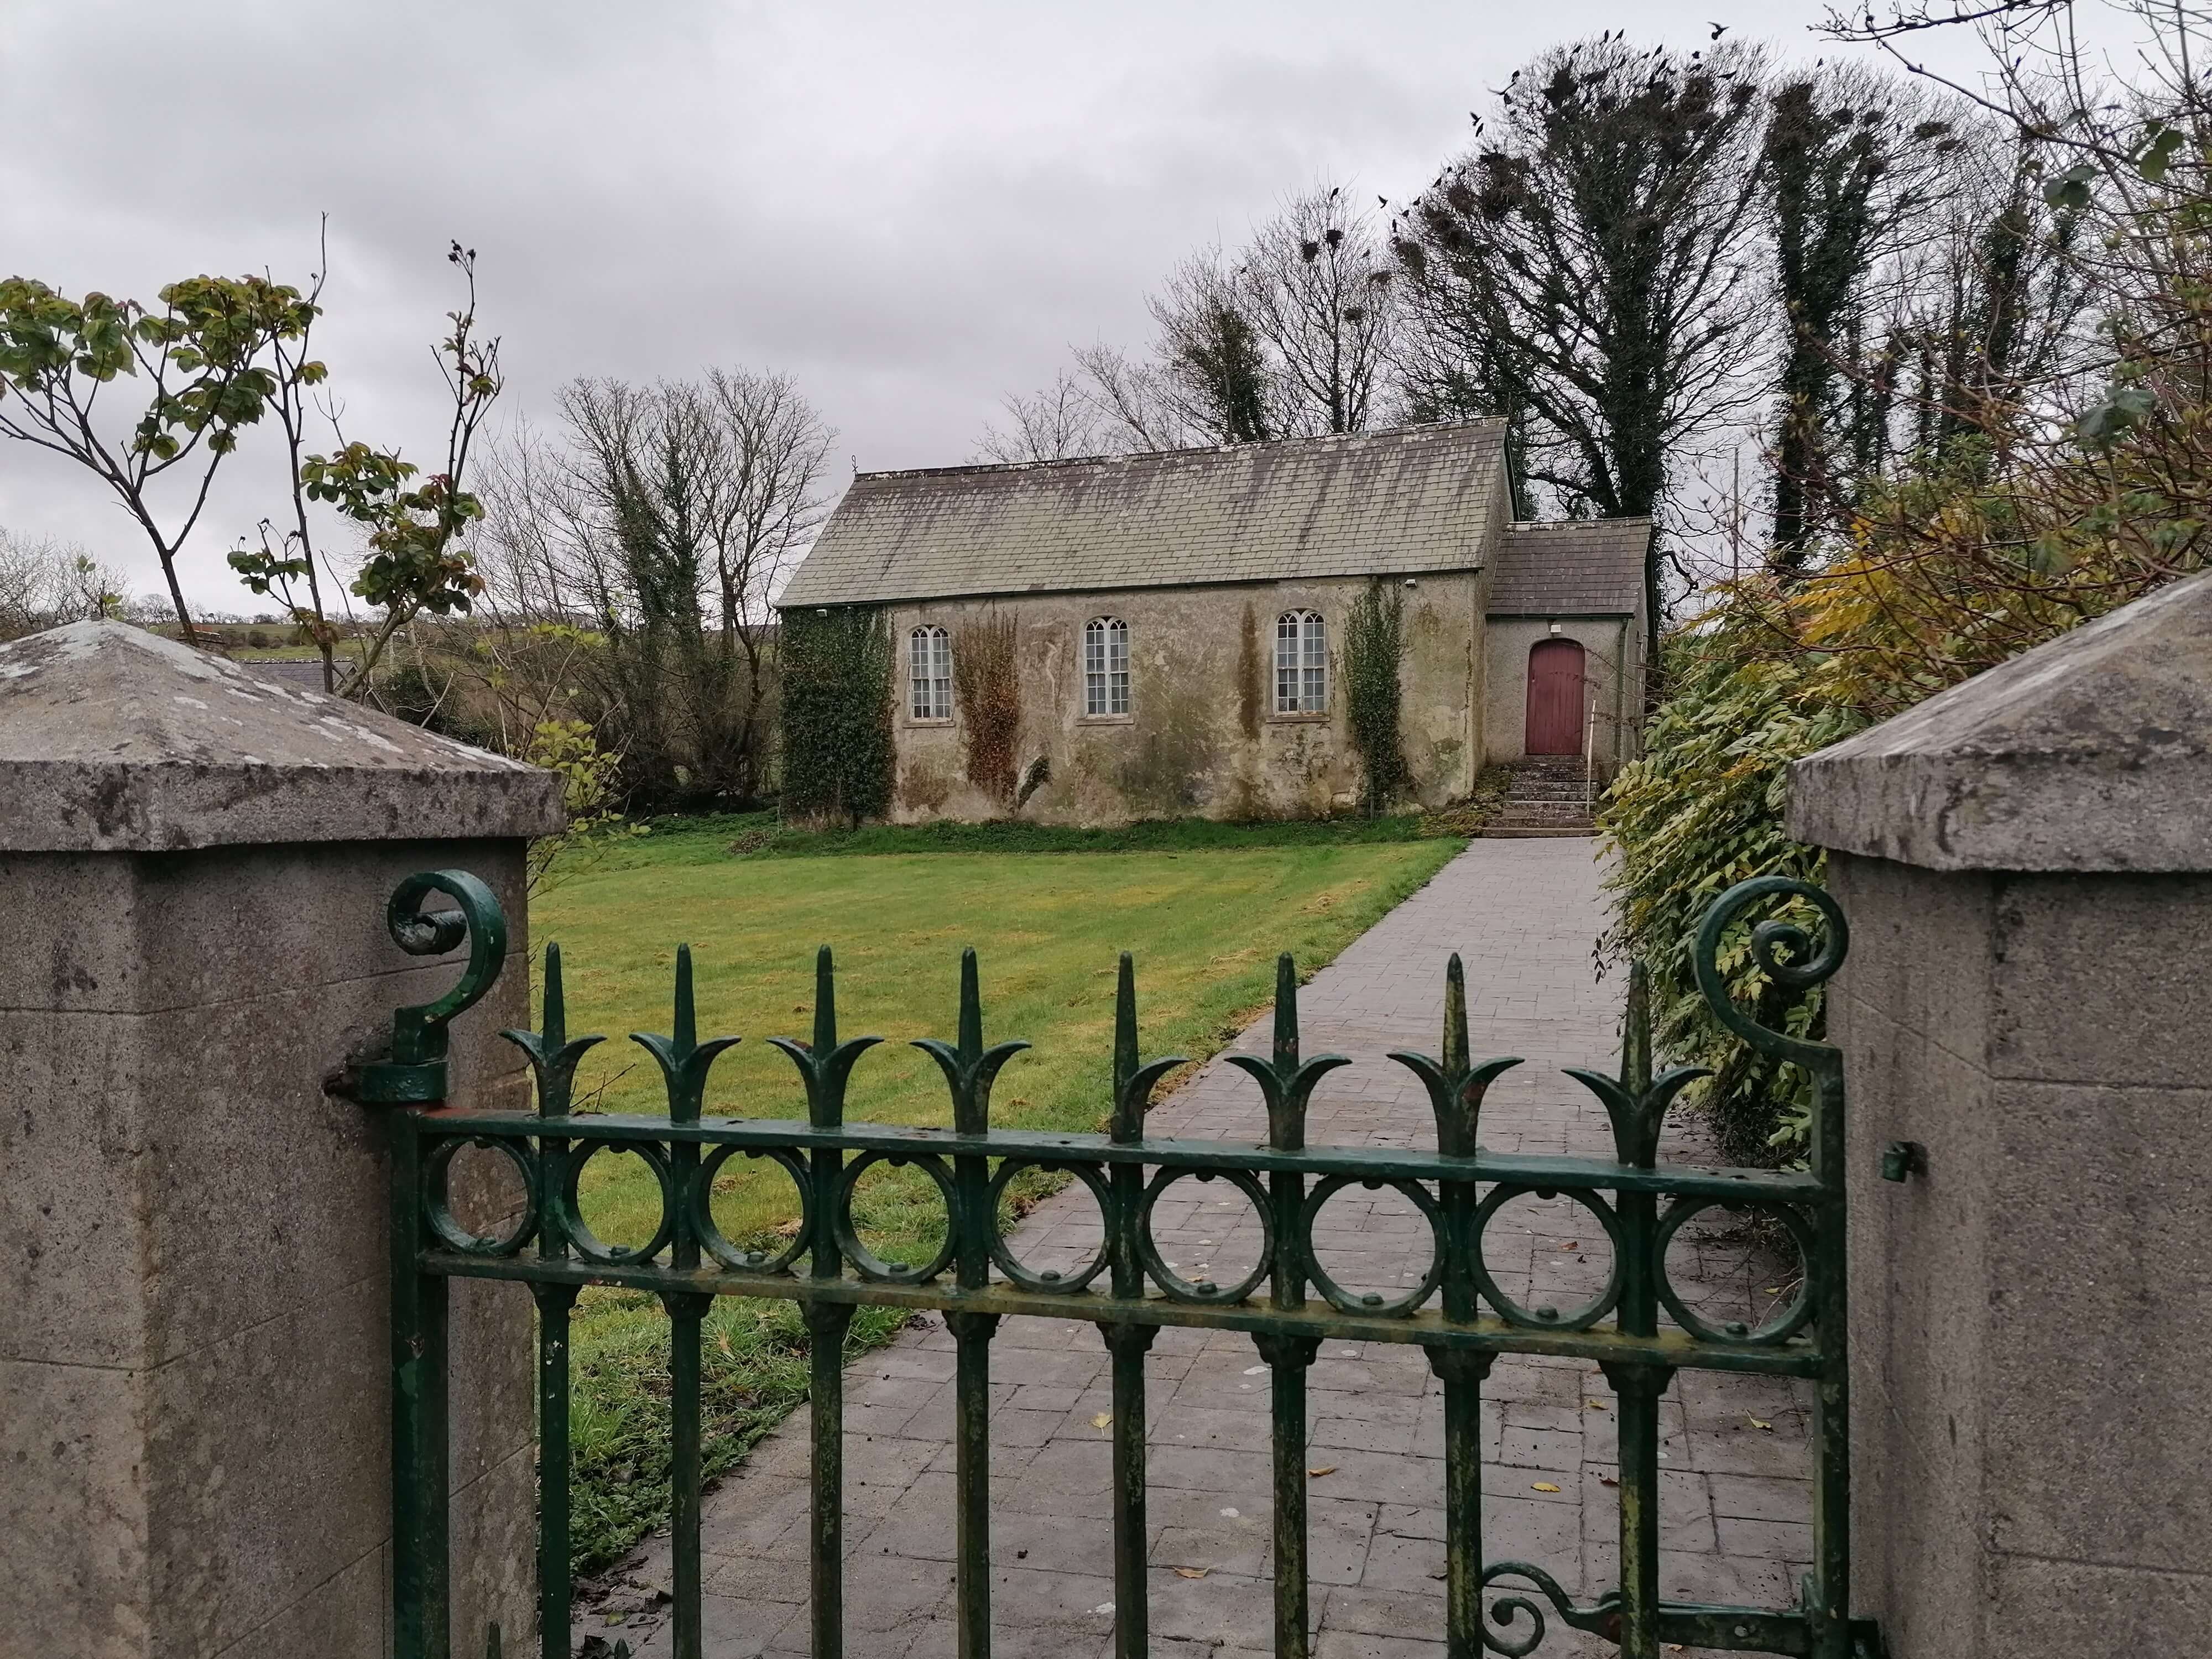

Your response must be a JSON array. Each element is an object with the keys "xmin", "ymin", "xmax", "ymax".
[{"xmin": 884, "ymin": 570, "xmax": 1486, "ymax": 826}]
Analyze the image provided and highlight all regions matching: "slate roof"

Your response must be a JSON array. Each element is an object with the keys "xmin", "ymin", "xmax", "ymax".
[
  {"xmin": 777, "ymin": 421, "xmax": 1508, "ymax": 607},
  {"xmin": 1487, "ymin": 519, "xmax": 1650, "ymax": 617}
]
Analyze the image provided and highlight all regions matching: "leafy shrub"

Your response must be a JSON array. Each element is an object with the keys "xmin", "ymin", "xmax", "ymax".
[{"xmin": 1597, "ymin": 612, "xmax": 1863, "ymax": 1165}]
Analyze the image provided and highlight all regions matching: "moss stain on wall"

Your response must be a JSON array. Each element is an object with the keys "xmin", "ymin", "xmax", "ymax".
[
  {"xmin": 1238, "ymin": 604, "xmax": 1262, "ymax": 739},
  {"xmin": 1117, "ymin": 676, "xmax": 1220, "ymax": 815},
  {"xmin": 896, "ymin": 752, "xmax": 954, "ymax": 813}
]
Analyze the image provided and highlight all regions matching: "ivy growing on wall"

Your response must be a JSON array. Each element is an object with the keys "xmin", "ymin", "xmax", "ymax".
[
  {"xmin": 953, "ymin": 612, "xmax": 1020, "ymax": 805},
  {"xmin": 779, "ymin": 606, "xmax": 894, "ymax": 826},
  {"xmin": 1343, "ymin": 578, "xmax": 1408, "ymax": 813}
]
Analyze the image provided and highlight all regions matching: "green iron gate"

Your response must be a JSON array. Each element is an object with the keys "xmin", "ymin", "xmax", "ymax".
[{"xmin": 354, "ymin": 870, "xmax": 1884, "ymax": 1659}]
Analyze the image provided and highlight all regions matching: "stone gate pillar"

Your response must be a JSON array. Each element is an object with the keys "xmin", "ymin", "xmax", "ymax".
[
  {"xmin": 0, "ymin": 622, "xmax": 564, "ymax": 1658},
  {"xmin": 1786, "ymin": 569, "xmax": 2212, "ymax": 1654}
]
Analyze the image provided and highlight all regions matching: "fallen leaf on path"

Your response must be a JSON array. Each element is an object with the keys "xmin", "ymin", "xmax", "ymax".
[
  {"xmin": 1749, "ymin": 1417, "xmax": 1772, "ymax": 1432},
  {"xmin": 1585, "ymin": 1399, "xmax": 1608, "ymax": 1410},
  {"xmin": 1599, "ymin": 1475, "xmax": 1619, "ymax": 1488},
  {"xmin": 1091, "ymin": 1412, "xmax": 1113, "ymax": 1430},
  {"xmin": 1307, "ymin": 1465, "xmax": 1338, "ymax": 1478},
  {"xmin": 1173, "ymin": 1567, "xmax": 1209, "ymax": 1580},
  {"xmin": 1531, "ymin": 1481, "xmax": 1561, "ymax": 1493},
  {"xmin": 1558, "ymin": 1240, "xmax": 1579, "ymax": 1250}
]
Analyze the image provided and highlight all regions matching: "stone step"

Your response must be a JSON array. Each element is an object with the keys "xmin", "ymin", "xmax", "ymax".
[
  {"xmin": 1495, "ymin": 805, "xmax": 1595, "ymax": 823},
  {"xmin": 1477, "ymin": 825, "xmax": 1598, "ymax": 838}
]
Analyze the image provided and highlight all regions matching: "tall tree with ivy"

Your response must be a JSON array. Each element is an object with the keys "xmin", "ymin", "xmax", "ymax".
[{"xmin": 1394, "ymin": 35, "xmax": 1771, "ymax": 658}]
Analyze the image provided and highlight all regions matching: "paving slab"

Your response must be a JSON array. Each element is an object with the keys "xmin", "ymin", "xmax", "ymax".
[{"xmin": 599, "ymin": 839, "xmax": 1816, "ymax": 1657}]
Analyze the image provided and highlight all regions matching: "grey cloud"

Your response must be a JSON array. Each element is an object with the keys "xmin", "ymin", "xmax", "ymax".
[{"xmin": 0, "ymin": 1, "xmax": 1956, "ymax": 608}]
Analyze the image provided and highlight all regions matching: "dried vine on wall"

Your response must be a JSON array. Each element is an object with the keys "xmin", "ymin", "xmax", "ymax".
[
  {"xmin": 953, "ymin": 612, "xmax": 1021, "ymax": 804},
  {"xmin": 1343, "ymin": 578, "xmax": 1408, "ymax": 813},
  {"xmin": 779, "ymin": 606, "xmax": 894, "ymax": 826}
]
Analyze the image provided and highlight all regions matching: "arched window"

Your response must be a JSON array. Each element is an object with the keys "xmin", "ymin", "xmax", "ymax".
[
  {"xmin": 1274, "ymin": 610, "xmax": 1327, "ymax": 714},
  {"xmin": 909, "ymin": 625, "xmax": 951, "ymax": 720},
  {"xmin": 1083, "ymin": 617, "xmax": 1130, "ymax": 716}
]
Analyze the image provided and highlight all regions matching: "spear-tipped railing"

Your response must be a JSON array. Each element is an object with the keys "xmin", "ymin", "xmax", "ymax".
[{"xmin": 360, "ymin": 872, "xmax": 1879, "ymax": 1659}]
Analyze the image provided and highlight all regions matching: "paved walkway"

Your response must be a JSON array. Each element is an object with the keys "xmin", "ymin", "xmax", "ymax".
[{"xmin": 608, "ymin": 839, "xmax": 1814, "ymax": 1658}]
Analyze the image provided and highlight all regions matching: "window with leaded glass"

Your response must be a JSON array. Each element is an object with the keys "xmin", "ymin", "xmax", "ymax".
[
  {"xmin": 909, "ymin": 625, "xmax": 951, "ymax": 719},
  {"xmin": 1083, "ymin": 617, "xmax": 1130, "ymax": 716},
  {"xmin": 1274, "ymin": 610, "xmax": 1327, "ymax": 714}
]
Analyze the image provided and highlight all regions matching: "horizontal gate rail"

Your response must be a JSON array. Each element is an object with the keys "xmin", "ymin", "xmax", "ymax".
[{"xmin": 354, "ymin": 869, "xmax": 1885, "ymax": 1659}]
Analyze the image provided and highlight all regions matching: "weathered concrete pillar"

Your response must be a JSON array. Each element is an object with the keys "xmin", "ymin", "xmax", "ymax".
[
  {"xmin": 1787, "ymin": 569, "xmax": 2212, "ymax": 1654},
  {"xmin": 0, "ymin": 623, "xmax": 564, "ymax": 1658}
]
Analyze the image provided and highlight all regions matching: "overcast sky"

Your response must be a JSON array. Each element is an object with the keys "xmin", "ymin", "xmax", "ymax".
[{"xmin": 0, "ymin": 1, "xmax": 2000, "ymax": 612}]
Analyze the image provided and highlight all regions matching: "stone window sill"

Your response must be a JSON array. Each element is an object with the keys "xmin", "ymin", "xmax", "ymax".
[
  {"xmin": 1077, "ymin": 713, "xmax": 1135, "ymax": 726},
  {"xmin": 1267, "ymin": 711, "xmax": 1331, "ymax": 724},
  {"xmin": 905, "ymin": 716, "xmax": 954, "ymax": 728}
]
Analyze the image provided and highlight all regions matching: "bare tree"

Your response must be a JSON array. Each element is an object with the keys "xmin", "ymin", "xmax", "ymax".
[
  {"xmin": 1067, "ymin": 342, "xmax": 1201, "ymax": 451},
  {"xmin": 0, "ymin": 528, "xmax": 131, "ymax": 640},
  {"xmin": 975, "ymin": 369, "xmax": 1107, "ymax": 462},
  {"xmin": 988, "ymin": 182, "xmax": 1401, "ymax": 458},
  {"xmin": 1238, "ymin": 185, "xmax": 1398, "ymax": 436},
  {"xmin": 704, "ymin": 366, "xmax": 834, "ymax": 780},
  {"xmin": 471, "ymin": 370, "xmax": 832, "ymax": 806}
]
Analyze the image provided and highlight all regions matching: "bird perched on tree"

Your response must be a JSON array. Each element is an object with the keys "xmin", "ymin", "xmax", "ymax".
[{"xmin": 1710, "ymin": 20, "xmax": 1728, "ymax": 38}]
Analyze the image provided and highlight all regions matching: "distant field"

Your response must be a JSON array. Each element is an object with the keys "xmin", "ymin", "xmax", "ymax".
[{"xmin": 531, "ymin": 825, "xmax": 1465, "ymax": 1571}]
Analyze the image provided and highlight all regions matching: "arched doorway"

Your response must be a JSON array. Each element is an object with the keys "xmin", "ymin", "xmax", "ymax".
[{"xmin": 1525, "ymin": 638, "xmax": 1585, "ymax": 755}]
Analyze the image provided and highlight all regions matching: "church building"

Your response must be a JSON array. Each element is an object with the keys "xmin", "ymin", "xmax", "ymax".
[{"xmin": 776, "ymin": 420, "xmax": 1647, "ymax": 825}]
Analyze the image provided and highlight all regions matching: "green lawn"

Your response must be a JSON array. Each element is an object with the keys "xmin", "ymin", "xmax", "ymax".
[{"xmin": 533, "ymin": 822, "xmax": 1464, "ymax": 1572}]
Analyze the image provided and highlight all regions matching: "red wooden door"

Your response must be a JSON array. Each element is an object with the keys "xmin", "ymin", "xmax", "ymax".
[{"xmin": 1524, "ymin": 638, "xmax": 1585, "ymax": 755}]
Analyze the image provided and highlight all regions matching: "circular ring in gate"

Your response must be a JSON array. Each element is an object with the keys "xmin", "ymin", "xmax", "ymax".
[
  {"xmin": 1135, "ymin": 1166, "xmax": 1274, "ymax": 1305},
  {"xmin": 689, "ymin": 1145, "xmax": 813, "ymax": 1274},
  {"xmin": 1469, "ymin": 1183, "xmax": 1625, "ymax": 1331},
  {"xmin": 832, "ymin": 1149, "xmax": 958, "ymax": 1284},
  {"xmin": 422, "ymin": 1134, "xmax": 538, "ymax": 1256},
  {"xmin": 557, "ymin": 1138, "xmax": 676, "ymax": 1265},
  {"xmin": 1653, "ymin": 1197, "xmax": 1818, "ymax": 1345},
  {"xmin": 985, "ymin": 1159, "xmax": 1111, "ymax": 1292},
  {"xmin": 1298, "ymin": 1175, "xmax": 1445, "ymax": 1317}
]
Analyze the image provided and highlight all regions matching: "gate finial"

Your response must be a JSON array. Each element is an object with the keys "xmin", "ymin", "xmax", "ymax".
[
  {"xmin": 1225, "ymin": 953, "xmax": 1349, "ymax": 1152},
  {"xmin": 767, "ymin": 946, "xmax": 883, "ymax": 1129},
  {"xmin": 632, "ymin": 944, "xmax": 742, "ymax": 1125},
  {"xmin": 1109, "ymin": 952, "xmax": 1187, "ymax": 1144},
  {"xmin": 1386, "ymin": 954, "xmax": 1522, "ymax": 1157},
  {"xmin": 499, "ymin": 941, "xmax": 606, "ymax": 1117},
  {"xmin": 913, "ymin": 947, "xmax": 1030, "ymax": 1136}
]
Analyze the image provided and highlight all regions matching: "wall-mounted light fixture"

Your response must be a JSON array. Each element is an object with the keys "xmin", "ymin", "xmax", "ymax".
[{"xmin": 1548, "ymin": 620, "xmax": 1562, "ymax": 635}]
